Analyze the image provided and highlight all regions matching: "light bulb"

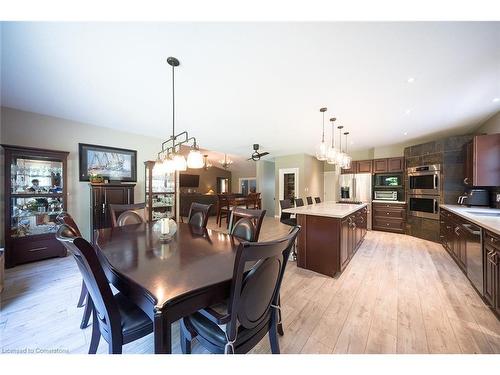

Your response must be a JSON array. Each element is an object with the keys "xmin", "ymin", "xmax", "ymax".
[
  {"xmin": 326, "ymin": 147, "xmax": 338, "ymax": 165},
  {"xmin": 163, "ymin": 158, "xmax": 176, "ymax": 173},
  {"xmin": 187, "ymin": 149, "xmax": 204, "ymax": 169},
  {"xmin": 173, "ymin": 154, "xmax": 187, "ymax": 171}
]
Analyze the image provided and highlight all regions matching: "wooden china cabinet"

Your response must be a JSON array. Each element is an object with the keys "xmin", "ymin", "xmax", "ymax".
[
  {"xmin": 144, "ymin": 160, "xmax": 176, "ymax": 222},
  {"xmin": 2, "ymin": 145, "xmax": 69, "ymax": 268}
]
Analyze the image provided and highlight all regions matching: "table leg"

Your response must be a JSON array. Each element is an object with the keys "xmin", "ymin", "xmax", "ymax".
[{"xmin": 154, "ymin": 309, "xmax": 172, "ymax": 354}]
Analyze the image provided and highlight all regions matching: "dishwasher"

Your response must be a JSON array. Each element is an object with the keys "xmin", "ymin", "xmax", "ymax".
[{"xmin": 463, "ymin": 222, "xmax": 483, "ymax": 293}]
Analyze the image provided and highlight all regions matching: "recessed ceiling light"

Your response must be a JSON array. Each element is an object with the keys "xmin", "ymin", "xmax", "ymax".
[
  {"xmin": 404, "ymin": 132, "xmax": 408, "ymax": 136},
  {"xmin": 405, "ymin": 109, "xmax": 412, "ymax": 115},
  {"xmin": 407, "ymin": 77, "xmax": 415, "ymax": 83},
  {"xmin": 493, "ymin": 98, "xmax": 500, "ymax": 103}
]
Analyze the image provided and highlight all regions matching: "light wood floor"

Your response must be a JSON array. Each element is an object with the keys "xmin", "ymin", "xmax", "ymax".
[{"xmin": 1, "ymin": 217, "xmax": 499, "ymax": 354}]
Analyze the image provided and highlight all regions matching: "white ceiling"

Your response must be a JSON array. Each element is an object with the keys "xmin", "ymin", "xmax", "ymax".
[{"xmin": 1, "ymin": 22, "xmax": 499, "ymax": 158}]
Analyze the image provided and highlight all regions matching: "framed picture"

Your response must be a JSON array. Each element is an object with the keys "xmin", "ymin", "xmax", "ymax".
[{"xmin": 79, "ymin": 143, "xmax": 137, "ymax": 182}]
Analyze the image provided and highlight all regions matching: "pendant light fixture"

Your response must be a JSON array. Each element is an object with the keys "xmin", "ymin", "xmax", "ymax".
[
  {"xmin": 203, "ymin": 154, "xmax": 212, "ymax": 170},
  {"xmin": 342, "ymin": 131, "xmax": 352, "ymax": 169},
  {"xmin": 155, "ymin": 56, "xmax": 203, "ymax": 172},
  {"xmin": 336, "ymin": 125, "xmax": 345, "ymax": 166},
  {"xmin": 326, "ymin": 117, "xmax": 338, "ymax": 165},
  {"xmin": 315, "ymin": 107, "xmax": 328, "ymax": 161},
  {"xmin": 219, "ymin": 154, "xmax": 233, "ymax": 169}
]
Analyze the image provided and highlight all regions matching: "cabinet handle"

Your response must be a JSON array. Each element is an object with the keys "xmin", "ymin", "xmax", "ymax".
[
  {"xmin": 386, "ymin": 212, "xmax": 390, "ymax": 215},
  {"xmin": 28, "ymin": 247, "xmax": 47, "ymax": 252},
  {"xmin": 102, "ymin": 203, "xmax": 105, "ymax": 214},
  {"xmin": 464, "ymin": 177, "xmax": 469, "ymax": 184},
  {"xmin": 455, "ymin": 227, "xmax": 460, "ymax": 235}
]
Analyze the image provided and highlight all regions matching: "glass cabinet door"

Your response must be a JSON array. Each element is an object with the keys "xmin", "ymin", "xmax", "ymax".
[
  {"xmin": 11, "ymin": 157, "xmax": 64, "ymax": 194},
  {"xmin": 10, "ymin": 196, "xmax": 63, "ymax": 237}
]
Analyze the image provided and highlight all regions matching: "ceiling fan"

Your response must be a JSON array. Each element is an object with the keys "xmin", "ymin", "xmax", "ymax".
[{"xmin": 247, "ymin": 144, "xmax": 270, "ymax": 161}]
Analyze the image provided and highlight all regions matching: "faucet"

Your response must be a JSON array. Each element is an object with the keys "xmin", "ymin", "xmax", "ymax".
[{"xmin": 457, "ymin": 194, "xmax": 468, "ymax": 205}]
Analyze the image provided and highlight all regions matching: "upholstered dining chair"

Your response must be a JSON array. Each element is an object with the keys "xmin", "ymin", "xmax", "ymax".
[
  {"xmin": 109, "ymin": 203, "xmax": 147, "ymax": 228},
  {"xmin": 228, "ymin": 208, "xmax": 266, "ymax": 242},
  {"xmin": 179, "ymin": 226, "xmax": 300, "ymax": 354},
  {"xmin": 306, "ymin": 196, "xmax": 313, "ymax": 205},
  {"xmin": 314, "ymin": 197, "xmax": 321, "ymax": 203},
  {"xmin": 187, "ymin": 202, "xmax": 213, "ymax": 228},
  {"xmin": 56, "ymin": 224, "xmax": 153, "ymax": 354},
  {"xmin": 279, "ymin": 199, "xmax": 297, "ymax": 227},
  {"xmin": 55, "ymin": 212, "xmax": 92, "ymax": 329},
  {"xmin": 294, "ymin": 198, "xmax": 304, "ymax": 207}
]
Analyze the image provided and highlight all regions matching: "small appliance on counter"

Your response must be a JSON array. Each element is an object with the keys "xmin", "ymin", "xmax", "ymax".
[
  {"xmin": 374, "ymin": 190, "xmax": 398, "ymax": 201},
  {"xmin": 458, "ymin": 189, "xmax": 490, "ymax": 207}
]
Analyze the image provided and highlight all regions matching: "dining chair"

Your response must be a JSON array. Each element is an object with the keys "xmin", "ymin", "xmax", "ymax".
[
  {"xmin": 179, "ymin": 226, "xmax": 300, "ymax": 354},
  {"xmin": 228, "ymin": 208, "xmax": 266, "ymax": 242},
  {"xmin": 216, "ymin": 194, "xmax": 232, "ymax": 227},
  {"xmin": 306, "ymin": 196, "xmax": 313, "ymax": 205},
  {"xmin": 279, "ymin": 199, "xmax": 297, "ymax": 227},
  {"xmin": 56, "ymin": 224, "xmax": 153, "ymax": 354},
  {"xmin": 187, "ymin": 202, "xmax": 212, "ymax": 228},
  {"xmin": 109, "ymin": 203, "xmax": 147, "ymax": 228},
  {"xmin": 314, "ymin": 197, "xmax": 321, "ymax": 203},
  {"xmin": 116, "ymin": 210, "xmax": 145, "ymax": 226},
  {"xmin": 55, "ymin": 212, "xmax": 93, "ymax": 329},
  {"xmin": 245, "ymin": 192, "xmax": 262, "ymax": 210},
  {"xmin": 294, "ymin": 198, "xmax": 304, "ymax": 207}
]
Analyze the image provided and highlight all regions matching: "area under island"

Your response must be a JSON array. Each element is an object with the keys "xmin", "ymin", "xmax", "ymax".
[{"xmin": 283, "ymin": 202, "xmax": 368, "ymax": 277}]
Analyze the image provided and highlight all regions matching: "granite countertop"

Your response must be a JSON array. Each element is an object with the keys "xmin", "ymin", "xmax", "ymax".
[
  {"xmin": 372, "ymin": 200, "xmax": 406, "ymax": 204},
  {"xmin": 283, "ymin": 201, "xmax": 367, "ymax": 219},
  {"xmin": 440, "ymin": 204, "xmax": 500, "ymax": 236}
]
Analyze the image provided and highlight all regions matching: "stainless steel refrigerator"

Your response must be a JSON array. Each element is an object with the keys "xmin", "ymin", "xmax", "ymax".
[{"xmin": 339, "ymin": 173, "xmax": 372, "ymax": 230}]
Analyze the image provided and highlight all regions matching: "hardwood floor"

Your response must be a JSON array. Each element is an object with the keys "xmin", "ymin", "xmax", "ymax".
[{"xmin": 1, "ymin": 217, "xmax": 499, "ymax": 354}]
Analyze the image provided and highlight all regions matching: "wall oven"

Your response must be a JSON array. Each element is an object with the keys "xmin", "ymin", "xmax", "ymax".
[
  {"xmin": 408, "ymin": 164, "xmax": 440, "ymax": 195},
  {"xmin": 408, "ymin": 194, "xmax": 440, "ymax": 220}
]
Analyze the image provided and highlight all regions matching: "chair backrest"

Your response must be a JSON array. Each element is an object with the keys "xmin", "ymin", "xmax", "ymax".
[
  {"xmin": 117, "ymin": 210, "xmax": 145, "ymax": 227},
  {"xmin": 295, "ymin": 198, "xmax": 304, "ymax": 207},
  {"xmin": 306, "ymin": 196, "xmax": 313, "ymax": 205},
  {"xmin": 314, "ymin": 197, "xmax": 321, "ymax": 203},
  {"xmin": 228, "ymin": 208, "xmax": 267, "ymax": 242},
  {"xmin": 55, "ymin": 212, "xmax": 82, "ymax": 236},
  {"xmin": 56, "ymin": 224, "xmax": 121, "ymax": 339},
  {"xmin": 188, "ymin": 202, "xmax": 212, "ymax": 228},
  {"xmin": 279, "ymin": 199, "xmax": 292, "ymax": 221},
  {"xmin": 225, "ymin": 226, "xmax": 301, "ymax": 341},
  {"xmin": 109, "ymin": 203, "xmax": 147, "ymax": 227},
  {"xmin": 217, "ymin": 194, "xmax": 231, "ymax": 210}
]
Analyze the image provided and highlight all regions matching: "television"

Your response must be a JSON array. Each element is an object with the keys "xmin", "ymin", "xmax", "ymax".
[{"xmin": 180, "ymin": 174, "xmax": 200, "ymax": 187}]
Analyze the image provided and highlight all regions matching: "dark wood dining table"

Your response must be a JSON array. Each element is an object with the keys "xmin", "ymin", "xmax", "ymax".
[{"xmin": 94, "ymin": 221, "xmax": 244, "ymax": 354}]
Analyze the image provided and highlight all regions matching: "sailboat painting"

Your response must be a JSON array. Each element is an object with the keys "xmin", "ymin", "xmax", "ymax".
[{"xmin": 79, "ymin": 143, "xmax": 137, "ymax": 182}]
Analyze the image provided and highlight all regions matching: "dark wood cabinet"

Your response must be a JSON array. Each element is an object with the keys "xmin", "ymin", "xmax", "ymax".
[
  {"xmin": 373, "ymin": 158, "xmax": 388, "ymax": 173},
  {"xmin": 340, "ymin": 217, "xmax": 350, "ymax": 271},
  {"xmin": 387, "ymin": 157, "xmax": 404, "ymax": 172},
  {"xmin": 483, "ymin": 231, "xmax": 499, "ymax": 314},
  {"xmin": 440, "ymin": 209, "xmax": 467, "ymax": 271},
  {"xmin": 1, "ymin": 145, "xmax": 69, "ymax": 268},
  {"xmin": 90, "ymin": 183, "xmax": 135, "ymax": 239},
  {"xmin": 356, "ymin": 160, "xmax": 373, "ymax": 174},
  {"xmin": 339, "ymin": 206, "xmax": 367, "ymax": 272},
  {"xmin": 464, "ymin": 134, "xmax": 500, "ymax": 187},
  {"xmin": 372, "ymin": 202, "xmax": 406, "ymax": 234}
]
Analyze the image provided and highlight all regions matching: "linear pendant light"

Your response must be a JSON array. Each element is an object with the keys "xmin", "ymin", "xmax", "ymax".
[
  {"xmin": 315, "ymin": 107, "xmax": 328, "ymax": 161},
  {"xmin": 326, "ymin": 117, "xmax": 338, "ymax": 165}
]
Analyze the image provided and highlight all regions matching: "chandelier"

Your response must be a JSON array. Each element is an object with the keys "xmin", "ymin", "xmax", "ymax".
[
  {"xmin": 155, "ymin": 57, "xmax": 204, "ymax": 174},
  {"xmin": 219, "ymin": 154, "xmax": 233, "ymax": 169},
  {"xmin": 336, "ymin": 125, "xmax": 352, "ymax": 169},
  {"xmin": 315, "ymin": 107, "xmax": 328, "ymax": 161}
]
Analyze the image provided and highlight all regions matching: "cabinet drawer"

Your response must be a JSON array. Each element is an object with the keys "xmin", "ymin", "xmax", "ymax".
[
  {"xmin": 373, "ymin": 217, "xmax": 405, "ymax": 233},
  {"xmin": 484, "ymin": 231, "xmax": 500, "ymax": 251},
  {"xmin": 373, "ymin": 207, "xmax": 406, "ymax": 219},
  {"xmin": 10, "ymin": 236, "xmax": 67, "ymax": 265},
  {"xmin": 373, "ymin": 203, "xmax": 406, "ymax": 210}
]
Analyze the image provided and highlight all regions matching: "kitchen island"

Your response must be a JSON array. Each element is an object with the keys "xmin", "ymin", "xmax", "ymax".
[{"xmin": 283, "ymin": 202, "xmax": 368, "ymax": 277}]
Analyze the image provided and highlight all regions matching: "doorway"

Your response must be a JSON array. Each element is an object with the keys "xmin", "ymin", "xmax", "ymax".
[{"xmin": 278, "ymin": 168, "xmax": 299, "ymax": 213}]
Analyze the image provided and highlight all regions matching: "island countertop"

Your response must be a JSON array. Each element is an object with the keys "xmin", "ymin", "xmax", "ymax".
[{"xmin": 282, "ymin": 201, "xmax": 367, "ymax": 219}]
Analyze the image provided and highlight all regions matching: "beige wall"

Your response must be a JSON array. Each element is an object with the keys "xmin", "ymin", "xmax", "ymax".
[
  {"xmin": 476, "ymin": 111, "xmax": 500, "ymax": 134},
  {"xmin": 1, "ymin": 107, "xmax": 163, "ymax": 240}
]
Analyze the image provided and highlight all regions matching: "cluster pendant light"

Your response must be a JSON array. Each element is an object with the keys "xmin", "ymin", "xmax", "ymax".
[
  {"xmin": 154, "ymin": 57, "xmax": 204, "ymax": 174},
  {"xmin": 315, "ymin": 108, "xmax": 352, "ymax": 169},
  {"xmin": 219, "ymin": 154, "xmax": 233, "ymax": 169}
]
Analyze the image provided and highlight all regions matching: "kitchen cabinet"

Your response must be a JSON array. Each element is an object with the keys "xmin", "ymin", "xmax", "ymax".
[
  {"xmin": 340, "ymin": 206, "xmax": 367, "ymax": 272},
  {"xmin": 373, "ymin": 159, "xmax": 388, "ymax": 173},
  {"xmin": 388, "ymin": 157, "xmax": 404, "ymax": 172},
  {"xmin": 356, "ymin": 160, "xmax": 373, "ymax": 174},
  {"xmin": 372, "ymin": 202, "xmax": 406, "ymax": 234},
  {"xmin": 464, "ymin": 134, "xmax": 500, "ymax": 187},
  {"xmin": 440, "ymin": 209, "xmax": 467, "ymax": 271},
  {"xmin": 340, "ymin": 161, "xmax": 357, "ymax": 174},
  {"xmin": 340, "ymin": 217, "xmax": 350, "ymax": 270},
  {"xmin": 90, "ymin": 183, "xmax": 135, "ymax": 240},
  {"xmin": 484, "ymin": 231, "xmax": 499, "ymax": 313}
]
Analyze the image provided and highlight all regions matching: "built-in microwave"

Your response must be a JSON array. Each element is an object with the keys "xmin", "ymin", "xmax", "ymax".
[
  {"xmin": 408, "ymin": 164, "xmax": 440, "ymax": 195},
  {"xmin": 408, "ymin": 194, "xmax": 440, "ymax": 220},
  {"xmin": 373, "ymin": 173, "xmax": 402, "ymax": 188}
]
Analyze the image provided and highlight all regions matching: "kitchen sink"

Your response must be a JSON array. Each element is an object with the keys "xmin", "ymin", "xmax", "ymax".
[{"xmin": 466, "ymin": 211, "xmax": 500, "ymax": 217}]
